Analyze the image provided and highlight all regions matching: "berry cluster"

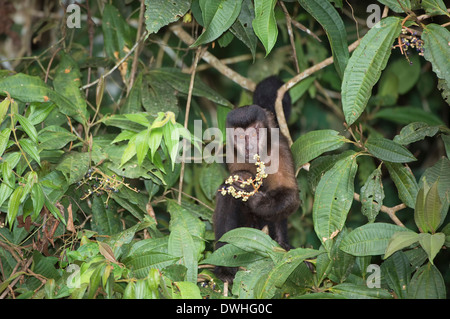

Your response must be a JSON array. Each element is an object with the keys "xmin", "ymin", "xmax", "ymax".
[
  {"xmin": 77, "ymin": 167, "xmax": 139, "ymax": 207},
  {"xmin": 393, "ymin": 27, "xmax": 425, "ymax": 64},
  {"xmin": 219, "ymin": 154, "xmax": 268, "ymax": 202},
  {"xmin": 401, "ymin": 28, "xmax": 424, "ymax": 56}
]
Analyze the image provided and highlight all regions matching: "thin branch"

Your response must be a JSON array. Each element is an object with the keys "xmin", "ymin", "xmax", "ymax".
[
  {"xmin": 353, "ymin": 193, "xmax": 406, "ymax": 227},
  {"xmin": 170, "ymin": 24, "xmax": 256, "ymax": 92},
  {"xmin": 279, "ymin": 1, "xmax": 300, "ymax": 74},
  {"xmin": 80, "ymin": 31, "xmax": 148, "ymax": 91},
  {"xmin": 178, "ymin": 48, "xmax": 203, "ymax": 204},
  {"xmin": 275, "ymin": 38, "xmax": 361, "ymax": 145},
  {"xmin": 127, "ymin": 0, "xmax": 146, "ymax": 96}
]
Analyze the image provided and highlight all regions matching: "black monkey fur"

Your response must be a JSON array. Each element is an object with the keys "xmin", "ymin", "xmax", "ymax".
[{"xmin": 213, "ymin": 76, "xmax": 300, "ymax": 282}]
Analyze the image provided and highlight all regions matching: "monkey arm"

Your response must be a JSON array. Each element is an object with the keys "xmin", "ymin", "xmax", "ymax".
[{"xmin": 247, "ymin": 187, "xmax": 300, "ymax": 222}]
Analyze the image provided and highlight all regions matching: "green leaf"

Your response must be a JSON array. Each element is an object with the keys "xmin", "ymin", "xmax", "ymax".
[
  {"xmin": 144, "ymin": 0, "xmax": 191, "ymax": 34},
  {"xmin": 313, "ymin": 153, "xmax": 358, "ymax": 251},
  {"xmin": 53, "ymin": 53, "xmax": 87, "ymax": 119},
  {"xmin": 168, "ymin": 225, "xmax": 198, "ymax": 283},
  {"xmin": 102, "ymin": 4, "xmax": 134, "ymax": 60},
  {"xmin": 38, "ymin": 126, "xmax": 77, "ymax": 150},
  {"xmin": 414, "ymin": 179, "xmax": 442, "ymax": 233},
  {"xmin": 219, "ymin": 227, "xmax": 280, "ymax": 258},
  {"xmin": 233, "ymin": 259, "xmax": 273, "ymax": 298},
  {"xmin": 0, "ymin": 128, "xmax": 11, "ymax": 156},
  {"xmin": 381, "ymin": 251, "xmax": 411, "ymax": 299},
  {"xmin": 199, "ymin": 163, "xmax": 225, "ymax": 201},
  {"xmin": 252, "ymin": 0, "xmax": 278, "ymax": 56},
  {"xmin": 393, "ymin": 122, "xmax": 439, "ymax": 145},
  {"xmin": 422, "ymin": 24, "xmax": 450, "ymax": 105},
  {"xmin": 19, "ymin": 139, "xmax": 40, "ymax": 166},
  {"xmin": 291, "ymin": 129, "xmax": 347, "ymax": 169},
  {"xmin": 55, "ymin": 152, "xmax": 90, "ymax": 184},
  {"xmin": 374, "ymin": 106, "xmax": 444, "ymax": 125},
  {"xmin": 407, "ymin": 262, "xmax": 446, "ymax": 299},
  {"xmin": 383, "ymin": 231, "xmax": 420, "ymax": 259},
  {"xmin": 442, "ymin": 223, "xmax": 450, "ymax": 247},
  {"xmin": 124, "ymin": 252, "xmax": 179, "ymax": 278},
  {"xmin": 7, "ymin": 186, "xmax": 23, "ymax": 229},
  {"xmin": 192, "ymin": 0, "xmax": 242, "ymax": 47},
  {"xmin": 341, "ymin": 17, "xmax": 402, "ymax": 125},
  {"xmin": 31, "ymin": 184, "xmax": 45, "ymax": 221},
  {"xmin": 419, "ymin": 158, "xmax": 450, "ymax": 226},
  {"xmin": 230, "ymin": 0, "xmax": 257, "ymax": 60},
  {"xmin": 91, "ymin": 195, "xmax": 122, "ymax": 236},
  {"xmin": 134, "ymin": 129, "xmax": 150, "ymax": 166},
  {"xmin": 0, "ymin": 98, "xmax": 10, "ymax": 124},
  {"xmin": 258, "ymin": 248, "xmax": 321, "ymax": 299},
  {"xmin": 365, "ymin": 136, "xmax": 416, "ymax": 163},
  {"xmin": 200, "ymin": 244, "xmax": 264, "ymax": 267},
  {"xmin": 330, "ymin": 283, "xmax": 392, "ymax": 299},
  {"xmin": 384, "ymin": 162, "xmax": 418, "ymax": 208},
  {"xmin": 418, "ymin": 233, "xmax": 445, "ymax": 264},
  {"xmin": 120, "ymin": 139, "xmax": 137, "ymax": 167},
  {"xmin": 377, "ymin": 0, "xmax": 411, "ymax": 13},
  {"xmin": 0, "ymin": 73, "xmax": 51, "ymax": 103},
  {"xmin": 340, "ymin": 223, "xmax": 412, "ymax": 256},
  {"xmin": 172, "ymin": 281, "xmax": 202, "ymax": 299},
  {"xmin": 421, "ymin": 0, "xmax": 450, "ymax": 17},
  {"xmin": 360, "ymin": 167, "xmax": 384, "ymax": 222},
  {"xmin": 148, "ymin": 69, "xmax": 231, "ymax": 107},
  {"xmin": 297, "ymin": 0, "xmax": 348, "ymax": 77}
]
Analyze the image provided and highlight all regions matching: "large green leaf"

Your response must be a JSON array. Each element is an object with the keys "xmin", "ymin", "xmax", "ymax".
[
  {"xmin": 168, "ymin": 225, "xmax": 198, "ymax": 283},
  {"xmin": 55, "ymin": 152, "xmax": 90, "ymax": 184},
  {"xmin": 53, "ymin": 53, "xmax": 87, "ymax": 119},
  {"xmin": 330, "ymin": 283, "xmax": 392, "ymax": 299},
  {"xmin": 6, "ymin": 186, "xmax": 23, "ymax": 229},
  {"xmin": 102, "ymin": 4, "xmax": 135, "ymax": 60},
  {"xmin": 252, "ymin": 0, "xmax": 278, "ymax": 56},
  {"xmin": 381, "ymin": 251, "xmax": 411, "ymax": 299},
  {"xmin": 219, "ymin": 227, "xmax": 280, "ymax": 258},
  {"xmin": 340, "ymin": 223, "xmax": 412, "ymax": 256},
  {"xmin": 297, "ymin": 0, "xmax": 348, "ymax": 77},
  {"xmin": 374, "ymin": 106, "xmax": 444, "ymax": 125},
  {"xmin": 365, "ymin": 136, "xmax": 416, "ymax": 163},
  {"xmin": 393, "ymin": 122, "xmax": 439, "ymax": 145},
  {"xmin": 291, "ymin": 129, "xmax": 348, "ymax": 169},
  {"xmin": 377, "ymin": 0, "xmax": 411, "ymax": 13},
  {"xmin": 341, "ymin": 17, "xmax": 402, "ymax": 125},
  {"xmin": 313, "ymin": 153, "xmax": 358, "ymax": 251},
  {"xmin": 407, "ymin": 262, "xmax": 446, "ymax": 299},
  {"xmin": 418, "ymin": 233, "xmax": 445, "ymax": 264},
  {"xmin": 192, "ymin": 0, "xmax": 242, "ymax": 47},
  {"xmin": 144, "ymin": 0, "xmax": 191, "ymax": 34},
  {"xmin": 230, "ymin": 0, "xmax": 257, "ymax": 59},
  {"xmin": 414, "ymin": 179, "xmax": 442, "ymax": 233},
  {"xmin": 257, "ymin": 248, "xmax": 321, "ymax": 299},
  {"xmin": 360, "ymin": 167, "xmax": 384, "ymax": 223},
  {"xmin": 421, "ymin": 0, "xmax": 450, "ymax": 17},
  {"xmin": 91, "ymin": 195, "xmax": 122, "ymax": 236},
  {"xmin": 384, "ymin": 162, "xmax": 418, "ymax": 208},
  {"xmin": 383, "ymin": 231, "xmax": 420, "ymax": 259},
  {"xmin": 422, "ymin": 24, "xmax": 450, "ymax": 105}
]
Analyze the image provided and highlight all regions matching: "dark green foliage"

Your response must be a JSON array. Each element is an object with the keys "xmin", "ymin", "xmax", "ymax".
[{"xmin": 0, "ymin": 0, "xmax": 448, "ymax": 300}]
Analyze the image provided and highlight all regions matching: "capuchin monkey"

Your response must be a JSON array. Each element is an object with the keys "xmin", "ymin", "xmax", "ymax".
[{"xmin": 213, "ymin": 76, "xmax": 300, "ymax": 282}]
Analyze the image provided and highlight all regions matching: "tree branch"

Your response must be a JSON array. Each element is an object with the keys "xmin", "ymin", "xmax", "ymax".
[
  {"xmin": 169, "ymin": 24, "xmax": 256, "ymax": 92},
  {"xmin": 275, "ymin": 38, "xmax": 361, "ymax": 145}
]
